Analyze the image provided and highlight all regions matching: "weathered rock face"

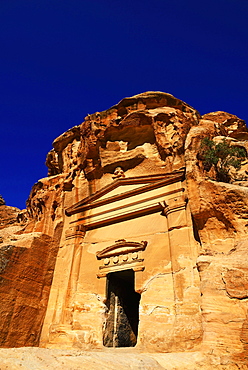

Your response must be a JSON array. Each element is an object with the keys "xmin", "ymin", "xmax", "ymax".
[
  {"xmin": 1, "ymin": 92, "xmax": 248, "ymax": 365},
  {"xmin": 0, "ymin": 221, "xmax": 62, "ymax": 347},
  {"xmin": 0, "ymin": 205, "xmax": 22, "ymax": 230},
  {"xmin": 0, "ymin": 196, "xmax": 63, "ymax": 347}
]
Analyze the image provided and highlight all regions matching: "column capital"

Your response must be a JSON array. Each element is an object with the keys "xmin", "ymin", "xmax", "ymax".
[
  {"xmin": 65, "ymin": 224, "xmax": 86, "ymax": 240},
  {"xmin": 160, "ymin": 194, "xmax": 188, "ymax": 217}
]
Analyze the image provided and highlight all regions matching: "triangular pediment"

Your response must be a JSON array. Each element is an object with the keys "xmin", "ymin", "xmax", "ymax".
[{"xmin": 65, "ymin": 170, "xmax": 184, "ymax": 216}]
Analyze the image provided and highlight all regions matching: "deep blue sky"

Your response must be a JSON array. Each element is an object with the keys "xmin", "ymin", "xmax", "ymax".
[{"xmin": 1, "ymin": 0, "xmax": 248, "ymax": 209}]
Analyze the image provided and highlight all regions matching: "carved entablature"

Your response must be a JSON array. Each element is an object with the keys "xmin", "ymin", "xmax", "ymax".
[
  {"xmin": 65, "ymin": 224, "xmax": 85, "ymax": 240},
  {"xmin": 96, "ymin": 239, "xmax": 147, "ymax": 278}
]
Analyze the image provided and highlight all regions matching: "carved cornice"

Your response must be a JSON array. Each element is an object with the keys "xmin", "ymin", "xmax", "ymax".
[
  {"xmin": 85, "ymin": 204, "xmax": 163, "ymax": 231},
  {"xmin": 96, "ymin": 239, "xmax": 147, "ymax": 277},
  {"xmin": 96, "ymin": 240, "xmax": 147, "ymax": 259},
  {"xmin": 65, "ymin": 171, "xmax": 184, "ymax": 216},
  {"xmin": 74, "ymin": 187, "xmax": 184, "ymax": 225}
]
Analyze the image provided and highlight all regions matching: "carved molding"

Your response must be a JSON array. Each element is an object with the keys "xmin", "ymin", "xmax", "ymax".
[
  {"xmin": 65, "ymin": 171, "xmax": 185, "ymax": 216},
  {"xmin": 96, "ymin": 240, "xmax": 147, "ymax": 259},
  {"xmin": 65, "ymin": 224, "xmax": 85, "ymax": 240},
  {"xmin": 85, "ymin": 204, "xmax": 163, "ymax": 231},
  {"xmin": 96, "ymin": 239, "xmax": 147, "ymax": 277},
  {"xmin": 97, "ymin": 266, "xmax": 145, "ymax": 278},
  {"xmin": 160, "ymin": 194, "xmax": 188, "ymax": 217}
]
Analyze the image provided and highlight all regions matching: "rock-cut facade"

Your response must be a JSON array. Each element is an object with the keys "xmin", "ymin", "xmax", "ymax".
[{"xmin": 1, "ymin": 92, "xmax": 248, "ymax": 362}]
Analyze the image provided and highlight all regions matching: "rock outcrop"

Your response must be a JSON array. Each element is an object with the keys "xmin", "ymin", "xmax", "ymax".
[
  {"xmin": 1, "ymin": 91, "xmax": 248, "ymax": 367},
  {"xmin": 0, "ymin": 205, "xmax": 22, "ymax": 230}
]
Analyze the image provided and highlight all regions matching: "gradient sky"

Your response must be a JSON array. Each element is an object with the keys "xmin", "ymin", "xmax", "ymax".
[{"xmin": 1, "ymin": 0, "xmax": 248, "ymax": 209}]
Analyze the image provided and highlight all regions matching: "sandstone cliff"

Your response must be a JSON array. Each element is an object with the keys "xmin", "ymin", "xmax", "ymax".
[{"xmin": 1, "ymin": 92, "xmax": 248, "ymax": 367}]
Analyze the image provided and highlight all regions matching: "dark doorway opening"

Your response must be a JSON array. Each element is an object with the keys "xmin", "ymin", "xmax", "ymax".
[{"xmin": 103, "ymin": 269, "xmax": 140, "ymax": 347}]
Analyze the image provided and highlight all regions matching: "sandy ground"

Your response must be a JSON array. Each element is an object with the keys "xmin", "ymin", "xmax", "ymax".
[{"xmin": 0, "ymin": 347, "xmax": 246, "ymax": 370}]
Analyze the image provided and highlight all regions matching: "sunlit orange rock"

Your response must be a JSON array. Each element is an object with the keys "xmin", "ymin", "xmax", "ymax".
[{"xmin": 1, "ymin": 92, "xmax": 248, "ymax": 367}]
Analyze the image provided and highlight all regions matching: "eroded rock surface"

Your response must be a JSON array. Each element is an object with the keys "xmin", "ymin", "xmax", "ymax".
[
  {"xmin": 1, "ymin": 92, "xmax": 248, "ymax": 366},
  {"xmin": 0, "ymin": 205, "xmax": 23, "ymax": 230},
  {"xmin": 0, "ymin": 347, "xmax": 245, "ymax": 370}
]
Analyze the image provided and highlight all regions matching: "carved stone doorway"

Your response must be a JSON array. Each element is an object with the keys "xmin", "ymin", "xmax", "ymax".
[{"xmin": 103, "ymin": 269, "xmax": 140, "ymax": 347}]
